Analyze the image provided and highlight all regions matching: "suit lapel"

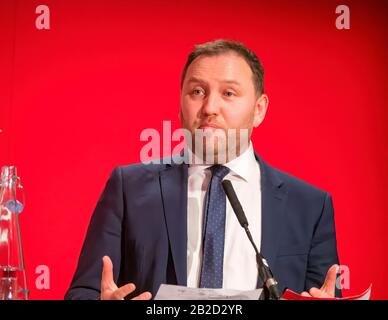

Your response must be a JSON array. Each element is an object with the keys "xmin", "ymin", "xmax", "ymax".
[
  {"xmin": 256, "ymin": 154, "xmax": 288, "ymax": 273},
  {"xmin": 159, "ymin": 160, "xmax": 188, "ymax": 286}
]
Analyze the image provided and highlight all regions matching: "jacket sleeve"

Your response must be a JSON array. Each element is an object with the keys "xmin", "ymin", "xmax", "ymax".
[
  {"xmin": 64, "ymin": 167, "xmax": 124, "ymax": 300},
  {"xmin": 305, "ymin": 192, "xmax": 342, "ymax": 297}
]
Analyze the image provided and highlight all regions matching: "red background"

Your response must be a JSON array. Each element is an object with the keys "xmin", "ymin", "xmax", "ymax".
[{"xmin": 0, "ymin": 0, "xmax": 387, "ymax": 299}]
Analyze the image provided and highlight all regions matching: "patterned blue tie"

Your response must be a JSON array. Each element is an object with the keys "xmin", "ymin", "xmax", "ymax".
[{"xmin": 199, "ymin": 165, "xmax": 230, "ymax": 288}]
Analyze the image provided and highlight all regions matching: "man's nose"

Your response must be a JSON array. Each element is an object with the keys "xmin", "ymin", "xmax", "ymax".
[{"xmin": 201, "ymin": 93, "xmax": 222, "ymax": 117}]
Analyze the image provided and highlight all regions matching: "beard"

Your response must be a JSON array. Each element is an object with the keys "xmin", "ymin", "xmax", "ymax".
[{"xmin": 185, "ymin": 127, "xmax": 250, "ymax": 165}]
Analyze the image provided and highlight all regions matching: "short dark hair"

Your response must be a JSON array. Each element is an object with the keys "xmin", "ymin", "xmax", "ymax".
[{"xmin": 181, "ymin": 39, "xmax": 265, "ymax": 95}]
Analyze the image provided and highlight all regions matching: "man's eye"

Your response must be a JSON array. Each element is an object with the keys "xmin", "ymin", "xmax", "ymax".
[
  {"xmin": 224, "ymin": 91, "xmax": 234, "ymax": 97},
  {"xmin": 193, "ymin": 89, "xmax": 204, "ymax": 96}
]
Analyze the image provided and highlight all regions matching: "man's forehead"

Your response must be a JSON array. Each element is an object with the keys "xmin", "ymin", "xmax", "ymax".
[{"xmin": 185, "ymin": 53, "xmax": 253, "ymax": 84}]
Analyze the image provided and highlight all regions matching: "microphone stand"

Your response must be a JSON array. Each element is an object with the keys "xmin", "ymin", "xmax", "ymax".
[{"xmin": 222, "ymin": 180, "xmax": 282, "ymax": 300}]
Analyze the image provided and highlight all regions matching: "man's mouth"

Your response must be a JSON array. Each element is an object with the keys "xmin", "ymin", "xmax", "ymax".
[{"xmin": 197, "ymin": 123, "xmax": 222, "ymax": 130}]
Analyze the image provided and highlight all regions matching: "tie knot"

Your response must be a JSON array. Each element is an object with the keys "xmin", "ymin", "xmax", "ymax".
[{"xmin": 210, "ymin": 165, "xmax": 230, "ymax": 180}]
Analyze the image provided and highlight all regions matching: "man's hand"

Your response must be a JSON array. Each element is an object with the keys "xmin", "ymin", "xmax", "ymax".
[
  {"xmin": 301, "ymin": 264, "xmax": 339, "ymax": 298},
  {"xmin": 100, "ymin": 255, "xmax": 152, "ymax": 300}
]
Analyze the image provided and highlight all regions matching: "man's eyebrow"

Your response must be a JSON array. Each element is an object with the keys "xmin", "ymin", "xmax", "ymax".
[
  {"xmin": 186, "ymin": 77, "xmax": 241, "ymax": 86},
  {"xmin": 221, "ymin": 79, "xmax": 242, "ymax": 86},
  {"xmin": 186, "ymin": 77, "xmax": 207, "ymax": 84}
]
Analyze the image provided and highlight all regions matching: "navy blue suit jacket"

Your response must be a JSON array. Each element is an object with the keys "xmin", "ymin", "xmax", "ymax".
[{"xmin": 65, "ymin": 153, "xmax": 340, "ymax": 299}]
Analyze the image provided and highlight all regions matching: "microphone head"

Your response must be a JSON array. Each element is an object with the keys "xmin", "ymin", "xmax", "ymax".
[{"xmin": 222, "ymin": 180, "xmax": 249, "ymax": 228}]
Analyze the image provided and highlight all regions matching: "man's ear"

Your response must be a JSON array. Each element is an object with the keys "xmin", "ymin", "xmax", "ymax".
[{"xmin": 253, "ymin": 94, "xmax": 269, "ymax": 128}]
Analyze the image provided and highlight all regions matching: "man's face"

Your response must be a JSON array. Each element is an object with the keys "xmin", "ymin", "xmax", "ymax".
[{"xmin": 179, "ymin": 52, "xmax": 268, "ymax": 163}]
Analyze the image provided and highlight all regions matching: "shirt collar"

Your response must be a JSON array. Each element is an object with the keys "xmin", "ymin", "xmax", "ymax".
[
  {"xmin": 188, "ymin": 141, "xmax": 257, "ymax": 182},
  {"xmin": 223, "ymin": 142, "xmax": 256, "ymax": 182}
]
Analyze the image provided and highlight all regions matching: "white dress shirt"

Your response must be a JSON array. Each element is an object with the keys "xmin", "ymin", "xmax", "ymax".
[{"xmin": 186, "ymin": 142, "xmax": 261, "ymax": 290}]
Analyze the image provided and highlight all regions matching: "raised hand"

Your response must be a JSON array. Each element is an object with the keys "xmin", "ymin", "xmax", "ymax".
[
  {"xmin": 100, "ymin": 255, "xmax": 152, "ymax": 300},
  {"xmin": 301, "ymin": 264, "xmax": 339, "ymax": 298}
]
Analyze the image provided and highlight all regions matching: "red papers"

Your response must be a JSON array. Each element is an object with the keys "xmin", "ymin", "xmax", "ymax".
[{"xmin": 281, "ymin": 285, "xmax": 372, "ymax": 300}]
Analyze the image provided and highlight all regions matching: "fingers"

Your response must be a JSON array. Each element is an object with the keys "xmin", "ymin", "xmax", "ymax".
[
  {"xmin": 308, "ymin": 287, "xmax": 332, "ymax": 298},
  {"xmin": 101, "ymin": 256, "xmax": 115, "ymax": 291},
  {"xmin": 321, "ymin": 264, "xmax": 339, "ymax": 296},
  {"xmin": 111, "ymin": 283, "xmax": 137, "ymax": 300},
  {"xmin": 301, "ymin": 264, "xmax": 339, "ymax": 299},
  {"xmin": 132, "ymin": 291, "xmax": 153, "ymax": 300},
  {"xmin": 300, "ymin": 291, "xmax": 311, "ymax": 297},
  {"xmin": 100, "ymin": 256, "xmax": 151, "ymax": 300}
]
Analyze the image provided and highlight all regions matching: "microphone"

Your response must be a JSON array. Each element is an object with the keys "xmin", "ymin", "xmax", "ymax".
[{"xmin": 222, "ymin": 179, "xmax": 282, "ymax": 300}]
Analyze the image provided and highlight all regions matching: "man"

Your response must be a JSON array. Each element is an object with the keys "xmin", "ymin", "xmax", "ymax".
[{"xmin": 65, "ymin": 40, "xmax": 341, "ymax": 300}]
